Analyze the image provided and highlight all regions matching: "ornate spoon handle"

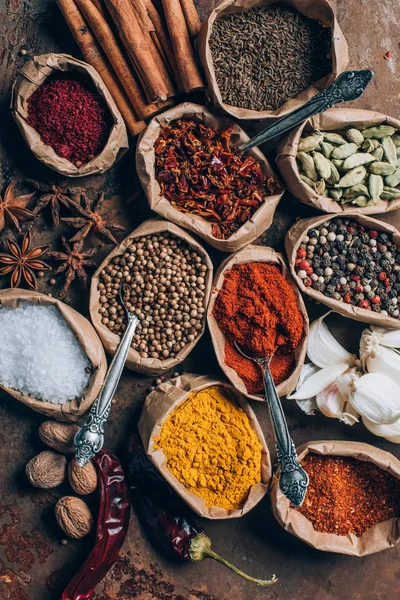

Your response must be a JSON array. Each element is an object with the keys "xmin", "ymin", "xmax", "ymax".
[{"xmin": 239, "ymin": 70, "xmax": 374, "ymax": 151}]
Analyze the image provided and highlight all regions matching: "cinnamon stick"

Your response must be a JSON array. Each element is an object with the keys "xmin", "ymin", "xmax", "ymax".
[
  {"xmin": 179, "ymin": 0, "xmax": 201, "ymax": 39},
  {"xmin": 90, "ymin": 0, "xmax": 107, "ymax": 17},
  {"xmin": 56, "ymin": 0, "xmax": 146, "ymax": 136}
]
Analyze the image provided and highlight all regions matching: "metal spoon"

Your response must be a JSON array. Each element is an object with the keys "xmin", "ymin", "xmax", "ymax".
[
  {"xmin": 75, "ymin": 284, "xmax": 140, "ymax": 467},
  {"xmin": 234, "ymin": 342, "xmax": 308, "ymax": 507}
]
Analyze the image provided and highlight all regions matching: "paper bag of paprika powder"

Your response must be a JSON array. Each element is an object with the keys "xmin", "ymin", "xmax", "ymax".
[
  {"xmin": 138, "ymin": 373, "xmax": 271, "ymax": 519},
  {"xmin": 0, "ymin": 288, "xmax": 107, "ymax": 422},
  {"xmin": 89, "ymin": 219, "xmax": 213, "ymax": 376},
  {"xmin": 198, "ymin": 0, "xmax": 348, "ymax": 121},
  {"xmin": 207, "ymin": 245, "xmax": 309, "ymax": 401},
  {"xmin": 11, "ymin": 53, "xmax": 128, "ymax": 177},
  {"xmin": 285, "ymin": 213, "xmax": 400, "ymax": 328},
  {"xmin": 276, "ymin": 108, "xmax": 400, "ymax": 214},
  {"xmin": 270, "ymin": 440, "xmax": 400, "ymax": 556},
  {"xmin": 136, "ymin": 102, "xmax": 284, "ymax": 253}
]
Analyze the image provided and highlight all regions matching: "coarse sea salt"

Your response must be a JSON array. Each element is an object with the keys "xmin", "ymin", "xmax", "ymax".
[{"xmin": 0, "ymin": 303, "xmax": 91, "ymax": 404}]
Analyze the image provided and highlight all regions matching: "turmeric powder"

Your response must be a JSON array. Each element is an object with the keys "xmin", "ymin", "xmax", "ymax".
[{"xmin": 154, "ymin": 385, "xmax": 263, "ymax": 510}]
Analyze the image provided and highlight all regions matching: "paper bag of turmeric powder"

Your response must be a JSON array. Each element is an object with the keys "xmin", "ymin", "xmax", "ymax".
[
  {"xmin": 136, "ymin": 102, "xmax": 284, "ymax": 253},
  {"xmin": 285, "ymin": 213, "xmax": 400, "ymax": 328},
  {"xmin": 198, "ymin": 0, "xmax": 348, "ymax": 121},
  {"xmin": 0, "ymin": 288, "xmax": 107, "ymax": 422},
  {"xmin": 89, "ymin": 219, "xmax": 213, "ymax": 376},
  {"xmin": 270, "ymin": 440, "xmax": 400, "ymax": 556},
  {"xmin": 138, "ymin": 373, "xmax": 271, "ymax": 519},
  {"xmin": 11, "ymin": 53, "xmax": 128, "ymax": 177},
  {"xmin": 276, "ymin": 108, "xmax": 400, "ymax": 214},
  {"xmin": 207, "ymin": 245, "xmax": 309, "ymax": 401}
]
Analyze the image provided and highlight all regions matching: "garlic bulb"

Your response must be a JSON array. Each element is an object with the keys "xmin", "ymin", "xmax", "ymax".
[
  {"xmin": 307, "ymin": 312, "xmax": 356, "ymax": 368},
  {"xmin": 316, "ymin": 370, "xmax": 359, "ymax": 425},
  {"xmin": 363, "ymin": 416, "xmax": 400, "ymax": 444},
  {"xmin": 349, "ymin": 373, "xmax": 400, "ymax": 424},
  {"xmin": 360, "ymin": 326, "xmax": 400, "ymax": 386}
]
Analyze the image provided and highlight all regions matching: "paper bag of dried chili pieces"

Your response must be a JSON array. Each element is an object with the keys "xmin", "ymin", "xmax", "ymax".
[
  {"xmin": 270, "ymin": 440, "xmax": 400, "ymax": 556},
  {"xmin": 136, "ymin": 102, "xmax": 284, "ymax": 252}
]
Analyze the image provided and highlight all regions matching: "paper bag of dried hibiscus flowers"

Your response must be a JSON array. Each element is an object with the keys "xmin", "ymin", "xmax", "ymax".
[{"xmin": 11, "ymin": 53, "xmax": 128, "ymax": 177}]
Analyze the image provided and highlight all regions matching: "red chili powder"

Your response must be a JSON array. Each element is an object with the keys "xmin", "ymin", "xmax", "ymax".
[{"xmin": 27, "ymin": 72, "xmax": 112, "ymax": 166}]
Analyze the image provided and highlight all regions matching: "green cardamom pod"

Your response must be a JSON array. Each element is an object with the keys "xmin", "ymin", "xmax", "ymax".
[
  {"xmin": 335, "ymin": 166, "xmax": 367, "ymax": 188},
  {"xmin": 381, "ymin": 186, "xmax": 400, "ymax": 200},
  {"xmin": 331, "ymin": 143, "xmax": 359, "ymax": 160},
  {"xmin": 315, "ymin": 179, "xmax": 326, "ymax": 194},
  {"xmin": 361, "ymin": 125, "xmax": 397, "ymax": 139},
  {"xmin": 385, "ymin": 169, "xmax": 400, "ymax": 188},
  {"xmin": 369, "ymin": 161, "xmax": 396, "ymax": 176},
  {"xmin": 299, "ymin": 174, "xmax": 317, "ymax": 188},
  {"xmin": 343, "ymin": 183, "xmax": 370, "ymax": 199},
  {"xmin": 361, "ymin": 139, "xmax": 380, "ymax": 152},
  {"xmin": 297, "ymin": 151, "xmax": 318, "ymax": 181},
  {"xmin": 326, "ymin": 160, "xmax": 340, "ymax": 185},
  {"xmin": 346, "ymin": 128, "xmax": 364, "ymax": 146},
  {"xmin": 352, "ymin": 195, "xmax": 372, "ymax": 207},
  {"xmin": 331, "ymin": 158, "xmax": 344, "ymax": 170},
  {"xmin": 342, "ymin": 153, "xmax": 375, "ymax": 170},
  {"xmin": 391, "ymin": 133, "xmax": 400, "ymax": 147},
  {"xmin": 382, "ymin": 136, "xmax": 397, "ymax": 166},
  {"xmin": 396, "ymin": 147, "xmax": 400, "ymax": 157},
  {"xmin": 312, "ymin": 151, "xmax": 332, "ymax": 179},
  {"xmin": 372, "ymin": 147, "xmax": 384, "ymax": 161},
  {"xmin": 369, "ymin": 174, "xmax": 384, "ymax": 202},
  {"xmin": 329, "ymin": 189, "xmax": 343, "ymax": 201},
  {"xmin": 320, "ymin": 142, "xmax": 334, "ymax": 158},
  {"xmin": 298, "ymin": 133, "xmax": 323, "ymax": 152},
  {"xmin": 321, "ymin": 132, "xmax": 347, "ymax": 145}
]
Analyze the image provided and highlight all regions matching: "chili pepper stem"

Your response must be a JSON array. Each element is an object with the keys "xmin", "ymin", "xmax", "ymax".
[{"xmin": 188, "ymin": 533, "xmax": 277, "ymax": 587}]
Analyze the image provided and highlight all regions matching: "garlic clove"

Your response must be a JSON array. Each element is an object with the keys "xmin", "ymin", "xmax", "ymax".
[
  {"xmin": 288, "ymin": 362, "xmax": 350, "ymax": 400},
  {"xmin": 363, "ymin": 416, "xmax": 400, "ymax": 444},
  {"xmin": 371, "ymin": 325, "xmax": 400, "ymax": 349},
  {"xmin": 349, "ymin": 373, "xmax": 400, "ymax": 425},
  {"xmin": 316, "ymin": 374, "xmax": 359, "ymax": 425},
  {"xmin": 307, "ymin": 312, "xmax": 355, "ymax": 369},
  {"xmin": 364, "ymin": 344, "xmax": 400, "ymax": 387},
  {"xmin": 288, "ymin": 362, "xmax": 319, "ymax": 415}
]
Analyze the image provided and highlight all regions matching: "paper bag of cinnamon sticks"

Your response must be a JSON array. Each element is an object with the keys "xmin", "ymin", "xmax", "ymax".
[
  {"xmin": 270, "ymin": 440, "xmax": 400, "ymax": 556},
  {"xmin": 0, "ymin": 289, "xmax": 107, "ymax": 422},
  {"xmin": 138, "ymin": 373, "xmax": 271, "ymax": 518},
  {"xmin": 11, "ymin": 53, "xmax": 129, "ymax": 177},
  {"xmin": 90, "ymin": 219, "xmax": 213, "ymax": 376},
  {"xmin": 276, "ymin": 108, "xmax": 400, "ymax": 214},
  {"xmin": 285, "ymin": 213, "xmax": 400, "ymax": 328},
  {"xmin": 136, "ymin": 102, "xmax": 284, "ymax": 252},
  {"xmin": 198, "ymin": 0, "xmax": 349, "ymax": 121},
  {"xmin": 207, "ymin": 245, "xmax": 309, "ymax": 401}
]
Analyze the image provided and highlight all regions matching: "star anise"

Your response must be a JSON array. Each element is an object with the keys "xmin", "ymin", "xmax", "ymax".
[
  {"xmin": 47, "ymin": 237, "xmax": 103, "ymax": 296},
  {"xmin": 0, "ymin": 180, "xmax": 36, "ymax": 232},
  {"xmin": 61, "ymin": 192, "xmax": 126, "ymax": 244},
  {"xmin": 26, "ymin": 179, "xmax": 85, "ymax": 226},
  {"xmin": 0, "ymin": 229, "xmax": 51, "ymax": 289}
]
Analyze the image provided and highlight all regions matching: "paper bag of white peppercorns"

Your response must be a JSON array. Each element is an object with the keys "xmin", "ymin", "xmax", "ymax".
[
  {"xmin": 90, "ymin": 219, "xmax": 213, "ymax": 376},
  {"xmin": 0, "ymin": 288, "xmax": 107, "ymax": 422},
  {"xmin": 285, "ymin": 213, "xmax": 400, "ymax": 328},
  {"xmin": 276, "ymin": 108, "xmax": 400, "ymax": 214}
]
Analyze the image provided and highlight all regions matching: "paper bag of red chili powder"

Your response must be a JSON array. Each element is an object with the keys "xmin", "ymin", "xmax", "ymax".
[
  {"xmin": 90, "ymin": 219, "xmax": 213, "ymax": 376},
  {"xmin": 11, "ymin": 53, "xmax": 128, "ymax": 177},
  {"xmin": 270, "ymin": 440, "xmax": 400, "ymax": 556},
  {"xmin": 198, "ymin": 0, "xmax": 348, "ymax": 121},
  {"xmin": 136, "ymin": 102, "xmax": 284, "ymax": 253},
  {"xmin": 207, "ymin": 245, "xmax": 309, "ymax": 400},
  {"xmin": 276, "ymin": 108, "xmax": 400, "ymax": 214},
  {"xmin": 0, "ymin": 288, "xmax": 107, "ymax": 422},
  {"xmin": 138, "ymin": 373, "xmax": 271, "ymax": 519},
  {"xmin": 285, "ymin": 213, "xmax": 400, "ymax": 328}
]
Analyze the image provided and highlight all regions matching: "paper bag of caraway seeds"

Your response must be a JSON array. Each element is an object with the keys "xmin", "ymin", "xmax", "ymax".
[
  {"xmin": 270, "ymin": 440, "xmax": 400, "ymax": 556},
  {"xmin": 198, "ymin": 0, "xmax": 349, "ymax": 121},
  {"xmin": 11, "ymin": 53, "xmax": 129, "ymax": 177},
  {"xmin": 138, "ymin": 373, "xmax": 271, "ymax": 519},
  {"xmin": 285, "ymin": 212, "xmax": 400, "ymax": 328},
  {"xmin": 276, "ymin": 108, "xmax": 400, "ymax": 214},
  {"xmin": 0, "ymin": 288, "xmax": 107, "ymax": 422},
  {"xmin": 90, "ymin": 219, "xmax": 213, "ymax": 376},
  {"xmin": 207, "ymin": 245, "xmax": 309, "ymax": 400},
  {"xmin": 136, "ymin": 102, "xmax": 284, "ymax": 252}
]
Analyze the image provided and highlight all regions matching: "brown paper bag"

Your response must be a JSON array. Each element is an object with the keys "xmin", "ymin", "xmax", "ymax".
[
  {"xmin": 270, "ymin": 440, "xmax": 400, "ymax": 556},
  {"xmin": 10, "ymin": 53, "xmax": 129, "ymax": 177},
  {"xmin": 90, "ymin": 219, "xmax": 213, "ymax": 376},
  {"xmin": 207, "ymin": 245, "xmax": 309, "ymax": 401},
  {"xmin": 0, "ymin": 288, "xmax": 107, "ymax": 422},
  {"xmin": 138, "ymin": 373, "xmax": 271, "ymax": 518},
  {"xmin": 136, "ymin": 102, "xmax": 284, "ymax": 253},
  {"xmin": 286, "ymin": 213, "xmax": 400, "ymax": 328},
  {"xmin": 276, "ymin": 108, "xmax": 400, "ymax": 214},
  {"xmin": 198, "ymin": 0, "xmax": 348, "ymax": 121}
]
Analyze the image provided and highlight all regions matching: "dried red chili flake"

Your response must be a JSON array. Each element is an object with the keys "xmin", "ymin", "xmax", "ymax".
[
  {"xmin": 154, "ymin": 119, "xmax": 282, "ymax": 240},
  {"xmin": 27, "ymin": 72, "xmax": 112, "ymax": 167},
  {"xmin": 295, "ymin": 453, "xmax": 400, "ymax": 537}
]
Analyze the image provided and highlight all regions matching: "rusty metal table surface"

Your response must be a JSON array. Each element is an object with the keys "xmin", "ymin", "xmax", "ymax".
[{"xmin": 1, "ymin": 1, "xmax": 400, "ymax": 599}]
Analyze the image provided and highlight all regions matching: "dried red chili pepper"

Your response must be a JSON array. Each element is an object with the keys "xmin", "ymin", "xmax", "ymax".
[
  {"xmin": 154, "ymin": 119, "xmax": 282, "ymax": 240},
  {"xmin": 61, "ymin": 450, "xmax": 130, "ymax": 600}
]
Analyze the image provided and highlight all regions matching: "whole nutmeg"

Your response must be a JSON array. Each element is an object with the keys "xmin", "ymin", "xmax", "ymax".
[
  {"xmin": 68, "ymin": 458, "xmax": 98, "ymax": 495},
  {"xmin": 26, "ymin": 451, "xmax": 67, "ymax": 489},
  {"xmin": 39, "ymin": 421, "xmax": 80, "ymax": 454},
  {"xmin": 55, "ymin": 496, "xmax": 93, "ymax": 539}
]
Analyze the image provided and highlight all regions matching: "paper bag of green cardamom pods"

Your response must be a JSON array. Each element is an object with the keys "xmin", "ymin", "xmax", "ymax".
[
  {"xmin": 138, "ymin": 373, "xmax": 271, "ymax": 519},
  {"xmin": 0, "ymin": 288, "xmax": 107, "ymax": 422},
  {"xmin": 136, "ymin": 102, "xmax": 284, "ymax": 253},
  {"xmin": 90, "ymin": 219, "xmax": 213, "ymax": 376},
  {"xmin": 11, "ymin": 53, "xmax": 128, "ymax": 177},
  {"xmin": 285, "ymin": 213, "xmax": 400, "ymax": 328},
  {"xmin": 207, "ymin": 245, "xmax": 309, "ymax": 401},
  {"xmin": 270, "ymin": 440, "xmax": 400, "ymax": 556},
  {"xmin": 198, "ymin": 0, "xmax": 348, "ymax": 121},
  {"xmin": 276, "ymin": 108, "xmax": 400, "ymax": 213}
]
